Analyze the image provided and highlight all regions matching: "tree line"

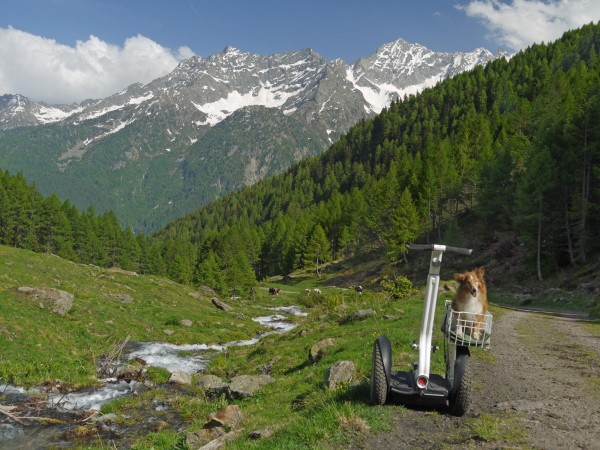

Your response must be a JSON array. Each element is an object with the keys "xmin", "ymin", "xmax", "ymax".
[
  {"xmin": 155, "ymin": 22, "xmax": 600, "ymax": 289},
  {"xmin": 2, "ymin": 22, "xmax": 599, "ymax": 295}
]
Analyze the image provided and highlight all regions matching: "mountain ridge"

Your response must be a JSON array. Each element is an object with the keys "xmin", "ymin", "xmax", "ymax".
[{"xmin": 0, "ymin": 38, "xmax": 503, "ymax": 231}]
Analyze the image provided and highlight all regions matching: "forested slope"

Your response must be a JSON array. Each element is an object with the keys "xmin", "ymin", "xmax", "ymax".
[
  {"xmin": 153, "ymin": 23, "xmax": 600, "ymax": 291},
  {"xmin": 2, "ymin": 23, "xmax": 599, "ymax": 299}
]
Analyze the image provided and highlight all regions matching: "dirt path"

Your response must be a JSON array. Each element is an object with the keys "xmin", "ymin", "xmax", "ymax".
[{"xmin": 359, "ymin": 310, "xmax": 600, "ymax": 449}]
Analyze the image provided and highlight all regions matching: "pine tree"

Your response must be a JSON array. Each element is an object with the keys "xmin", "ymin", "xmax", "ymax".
[
  {"xmin": 385, "ymin": 188, "xmax": 421, "ymax": 264},
  {"xmin": 303, "ymin": 224, "xmax": 331, "ymax": 278},
  {"xmin": 196, "ymin": 251, "xmax": 226, "ymax": 293}
]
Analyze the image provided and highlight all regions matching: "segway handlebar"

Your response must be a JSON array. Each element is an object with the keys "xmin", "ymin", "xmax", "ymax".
[{"xmin": 406, "ymin": 244, "xmax": 472, "ymax": 256}]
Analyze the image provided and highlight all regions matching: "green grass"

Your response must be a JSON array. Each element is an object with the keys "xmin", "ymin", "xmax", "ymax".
[
  {"xmin": 515, "ymin": 315, "xmax": 600, "ymax": 397},
  {"xmin": 467, "ymin": 413, "xmax": 527, "ymax": 444},
  {"xmin": 490, "ymin": 290, "xmax": 595, "ymax": 315},
  {"xmin": 0, "ymin": 245, "xmax": 263, "ymax": 387},
  {"xmin": 0, "ymin": 245, "xmax": 513, "ymax": 448}
]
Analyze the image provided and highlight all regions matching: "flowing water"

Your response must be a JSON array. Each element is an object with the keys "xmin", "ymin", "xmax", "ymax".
[{"xmin": 0, "ymin": 306, "xmax": 305, "ymax": 449}]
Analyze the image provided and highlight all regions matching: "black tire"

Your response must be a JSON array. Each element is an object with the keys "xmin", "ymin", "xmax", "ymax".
[
  {"xmin": 370, "ymin": 340, "xmax": 388, "ymax": 405},
  {"xmin": 448, "ymin": 349, "xmax": 471, "ymax": 416}
]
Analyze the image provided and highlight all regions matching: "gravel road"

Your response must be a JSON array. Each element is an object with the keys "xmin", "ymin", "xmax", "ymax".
[{"xmin": 358, "ymin": 309, "xmax": 600, "ymax": 449}]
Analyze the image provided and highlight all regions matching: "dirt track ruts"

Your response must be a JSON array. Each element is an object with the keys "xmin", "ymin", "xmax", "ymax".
[{"xmin": 353, "ymin": 309, "xmax": 600, "ymax": 450}]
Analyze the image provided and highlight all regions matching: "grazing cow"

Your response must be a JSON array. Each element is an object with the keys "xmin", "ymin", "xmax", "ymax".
[
  {"xmin": 313, "ymin": 288, "xmax": 321, "ymax": 295},
  {"xmin": 268, "ymin": 287, "xmax": 281, "ymax": 295},
  {"xmin": 355, "ymin": 285, "xmax": 363, "ymax": 294}
]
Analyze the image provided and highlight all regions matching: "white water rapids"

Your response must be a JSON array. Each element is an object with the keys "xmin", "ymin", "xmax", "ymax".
[{"xmin": 38, "ymin": 307, "xmax": 306, "ymax": 411}]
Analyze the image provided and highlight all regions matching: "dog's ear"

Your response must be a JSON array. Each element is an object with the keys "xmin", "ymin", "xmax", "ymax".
[
  {"xmin": 454, "ymin": 272, "xmax": 466, "ymax": 282},
  {"xmin": 476, "ymin": 266, "xmax": 485, "ymax": 278}
]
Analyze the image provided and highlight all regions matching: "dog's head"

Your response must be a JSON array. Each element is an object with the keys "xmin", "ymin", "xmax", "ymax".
[{"xmin": 454, "ymin": 267, "xmax": 485, "ymax": 297}]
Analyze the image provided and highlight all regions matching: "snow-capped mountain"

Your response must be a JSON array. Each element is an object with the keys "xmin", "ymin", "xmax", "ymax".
[
  {"xmin": 0, "ymin": 94, "xmax": 84, "ymax": 128},
  {"xmin": 1, "ymin": 39, "xmax": 500, "ymax": 134},
  {"xmin": 0, "ymin": 38, "xmax": 503, "ymax": 231}
]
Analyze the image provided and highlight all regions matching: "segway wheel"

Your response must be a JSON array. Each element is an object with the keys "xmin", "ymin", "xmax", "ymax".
[
  {"xmin": 370, "ymin": 339, "xmax": 388, "ymax": 405},
  {"xmin": 448, "ymin": 348, "xmax": 472, "ymax": 416}
]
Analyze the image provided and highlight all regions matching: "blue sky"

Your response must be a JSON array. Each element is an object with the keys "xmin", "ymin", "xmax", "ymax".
[{"xmin": 1, "ymin": 0, "xmax": 599, "ymax": 104}]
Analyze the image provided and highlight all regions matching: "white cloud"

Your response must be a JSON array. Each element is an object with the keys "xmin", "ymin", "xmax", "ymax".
[
  {"xmin": 459, "ymin": 0, "xmax": 600, "ymax": 51},
  {"xmin": 0, "ymin": 27, "xmax": 194, "ymax": 104}
]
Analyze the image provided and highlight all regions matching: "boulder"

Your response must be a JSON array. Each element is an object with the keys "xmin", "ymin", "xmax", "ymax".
[
  {"xmin": 249, "ymin": 426, "xmax": 278, "ymax": 440},
  {"xmin": 185, "ymin": 405, "xmax": 243, "ymax": 449},
  {"xmin": 17, "ymin": 286, "xmax": 73, "ymax": 316},
  {"xmin": 116, "ymin": 364, "xmax": 147, "ymax": 382},
  {"xmin": 227, "ymin": 375, "xmax": 274, "ymax": 399},
  {"xmin": 197, "ymin": 430, "xmax": 243, "ymax": 450},
  {"xmin": 109, "ymin": 293, "xmax": 134, "ymax": 304},
  {"xmin": 257, "ymin": 355, "xmax": 281, "ymax": 375},
  {"xmin": 205, "ymin": 404, "xmax": 243, "ymax": 429},
  {"xmin": 169, "ymin": 369, "xmax": 193, "ymax": 385},
  {"xmin": 106, "ymin": 267, "xmax": 138, "ymax": 276},
  {"xmin": 308, "ymin": 338, "xmax": 336, "ymax": 364},
  {"xmin": 186, "ymin": 427, "xmax": 226, "ymax": 449},
  {"xmin": 197, "ymin": 375, "xmax": 228, "ymax": 395},
  {"xmin": 180, "ymin": 319, "xmax": 193, "ymax": 327},
  {"xmin": 211, "ymin": 298, "xmax": 233, "ymax": 312},
  {"xmin": 339, "ymin": 309, "xmax": 376, "ymax": 325},
  {"xmin": 199, "ymin": 286, "xmax": 217, "ymax": 296},
  {"xmin": 326, "ymin": 360, "xmax": 357, "ymax": 390}
]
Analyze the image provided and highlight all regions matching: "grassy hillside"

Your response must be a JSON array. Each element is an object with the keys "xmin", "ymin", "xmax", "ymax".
[
  {"xmin": 0, "ymin": 244, "xmax": 263, "ymax": 387},
  {"xmin": 150, "ymin": 23, "xmax": 600, "ymax": 297},
  {"xmin": 1, "ymin": 243, "xmax": 598, "ymax": 448},
  {"xmin": 0, "ymin": 244, "xmax": 476, "ymax": 448}
]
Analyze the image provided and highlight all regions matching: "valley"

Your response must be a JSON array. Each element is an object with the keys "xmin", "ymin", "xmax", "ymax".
[
  {"xmin": 1, "ymin": 244, "xmax": 598, "ymax": 449},
  {"xmin": 0, "ymin": 18, "xmax": 599, "ymax": 450}
]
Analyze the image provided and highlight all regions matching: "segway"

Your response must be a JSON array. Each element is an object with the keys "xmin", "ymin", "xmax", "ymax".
[{"xmin": 370, "ymin": 244, "xmax": 492, "ymax": 415}]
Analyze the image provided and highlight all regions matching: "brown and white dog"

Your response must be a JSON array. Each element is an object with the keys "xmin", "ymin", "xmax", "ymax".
[{"xmin": 451, "ymin": 267, "xmax": 488, "ymax": 340}]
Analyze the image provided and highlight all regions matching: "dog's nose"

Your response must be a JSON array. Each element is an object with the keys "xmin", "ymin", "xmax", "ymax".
[{"xmin": 471, "ymin": 287, "xmax": 477, "ymax": 296}]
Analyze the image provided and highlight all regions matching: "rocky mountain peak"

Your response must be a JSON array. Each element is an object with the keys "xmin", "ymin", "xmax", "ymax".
[{"xmin": 0, "ymin": 36, "xmax": 504, "ymax": 232}]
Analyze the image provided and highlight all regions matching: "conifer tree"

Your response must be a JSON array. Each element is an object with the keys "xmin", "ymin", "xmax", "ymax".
[
  {"xmin": 303, "ymin": 224, "xmax": 330, "ymax": 278},
  {"xmin": 386, "ymin": 188, "xmax": 421, "ymax": 264},
  {"xmin": 196, "ymin": 250, "xmax": 226, "ymax": 293}
]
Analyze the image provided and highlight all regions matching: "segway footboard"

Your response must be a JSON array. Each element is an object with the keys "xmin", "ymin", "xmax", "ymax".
[{"xmin": 388, "ymin": 371, "xmax": 449, "ymax": 399}]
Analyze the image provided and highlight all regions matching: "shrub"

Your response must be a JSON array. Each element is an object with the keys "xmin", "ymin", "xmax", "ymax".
[
  {"xmin": 164, "ymin": 316, "xmax": 180, "ymax": 326},
  {"xmin": 380, "ymin": 275, "xmax": 417, "ymax": 300}
]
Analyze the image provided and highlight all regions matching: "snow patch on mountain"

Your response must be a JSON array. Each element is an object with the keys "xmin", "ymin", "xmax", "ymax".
[
  {"xmin": 1, "ymin": 37, "xmax": 502, "ymax": 133},
  {"xmin": 191, "ymin": 85, "xmax": 300, "ymax": 126},
  {"xmin": 35, "ymin": 105, "xmax": 83, "ymax": 124}
]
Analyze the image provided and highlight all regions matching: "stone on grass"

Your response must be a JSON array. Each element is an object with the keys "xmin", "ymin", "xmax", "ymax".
[
  {"xmin": 185, "ymin": 405, "xmax": 243, "ymax": 449},
  {"xmin": 116, "ymin": 364, "xmax": 147, "ymax": 382},
  {"xmin": 205, "ymin": 404, "xmax": 243, "ymax": 429},
  {"xmin": 227, "ymin": 375, "xmax": 274, "ymax": 399},
  {"xmin": 197, "ymin": 375, "xmax": 228, "ymax": 395},
  {"xmin": 339, "ymin": 309, "xmax": 376, "ymax": 325},
  {"xmin": 326, "ymin": 360, "xmax": 357, "ymax": 390},
  {"xmin": 308, "ymin": 338, "xmax": 336, "ymax": 364},
  {"xmin": 211, "ymin": 298, "xmax": 233, "ymax": 312},
  {"xmin": 249, "ymin": 426, "xmax": 278, "ymax": 440},
  {"xmin": 180, "ymin": 319, "xmax": 193, "ymax": 327},
  {"xmin": 169, "ymin": 369, "xmax": 193, "ymax": 385},
  {"xmin": 17, "ymin": 286, "xmax": 73, "ymax": 316},
  {"xmin": 186, "ymin": 427, "xmax": 226, "ymax": 449}
]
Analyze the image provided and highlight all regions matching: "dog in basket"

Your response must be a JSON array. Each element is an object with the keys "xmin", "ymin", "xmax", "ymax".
[{"xmin": 451, "ymin": 267, "xmax": 488, "ymax": 341}]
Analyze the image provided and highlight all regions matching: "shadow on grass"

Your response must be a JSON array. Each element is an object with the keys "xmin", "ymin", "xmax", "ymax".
[
  {"xmin": 284, "ymin": 360, "xmax": 311, "ymax": 375},
  {"xmin": 334, "ymin": 380, "xmax": 455, "ymax": 416}
]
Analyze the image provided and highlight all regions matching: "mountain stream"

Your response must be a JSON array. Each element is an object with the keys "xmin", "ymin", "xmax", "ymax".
[{"xmin": 0, "ymin": 306, "xmax": 307, "ymax": 448}]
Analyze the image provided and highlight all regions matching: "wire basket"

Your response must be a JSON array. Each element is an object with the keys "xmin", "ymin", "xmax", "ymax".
[{"xmin": 443, "ymin": 302, "xmax": 493, "ymax": 348}]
